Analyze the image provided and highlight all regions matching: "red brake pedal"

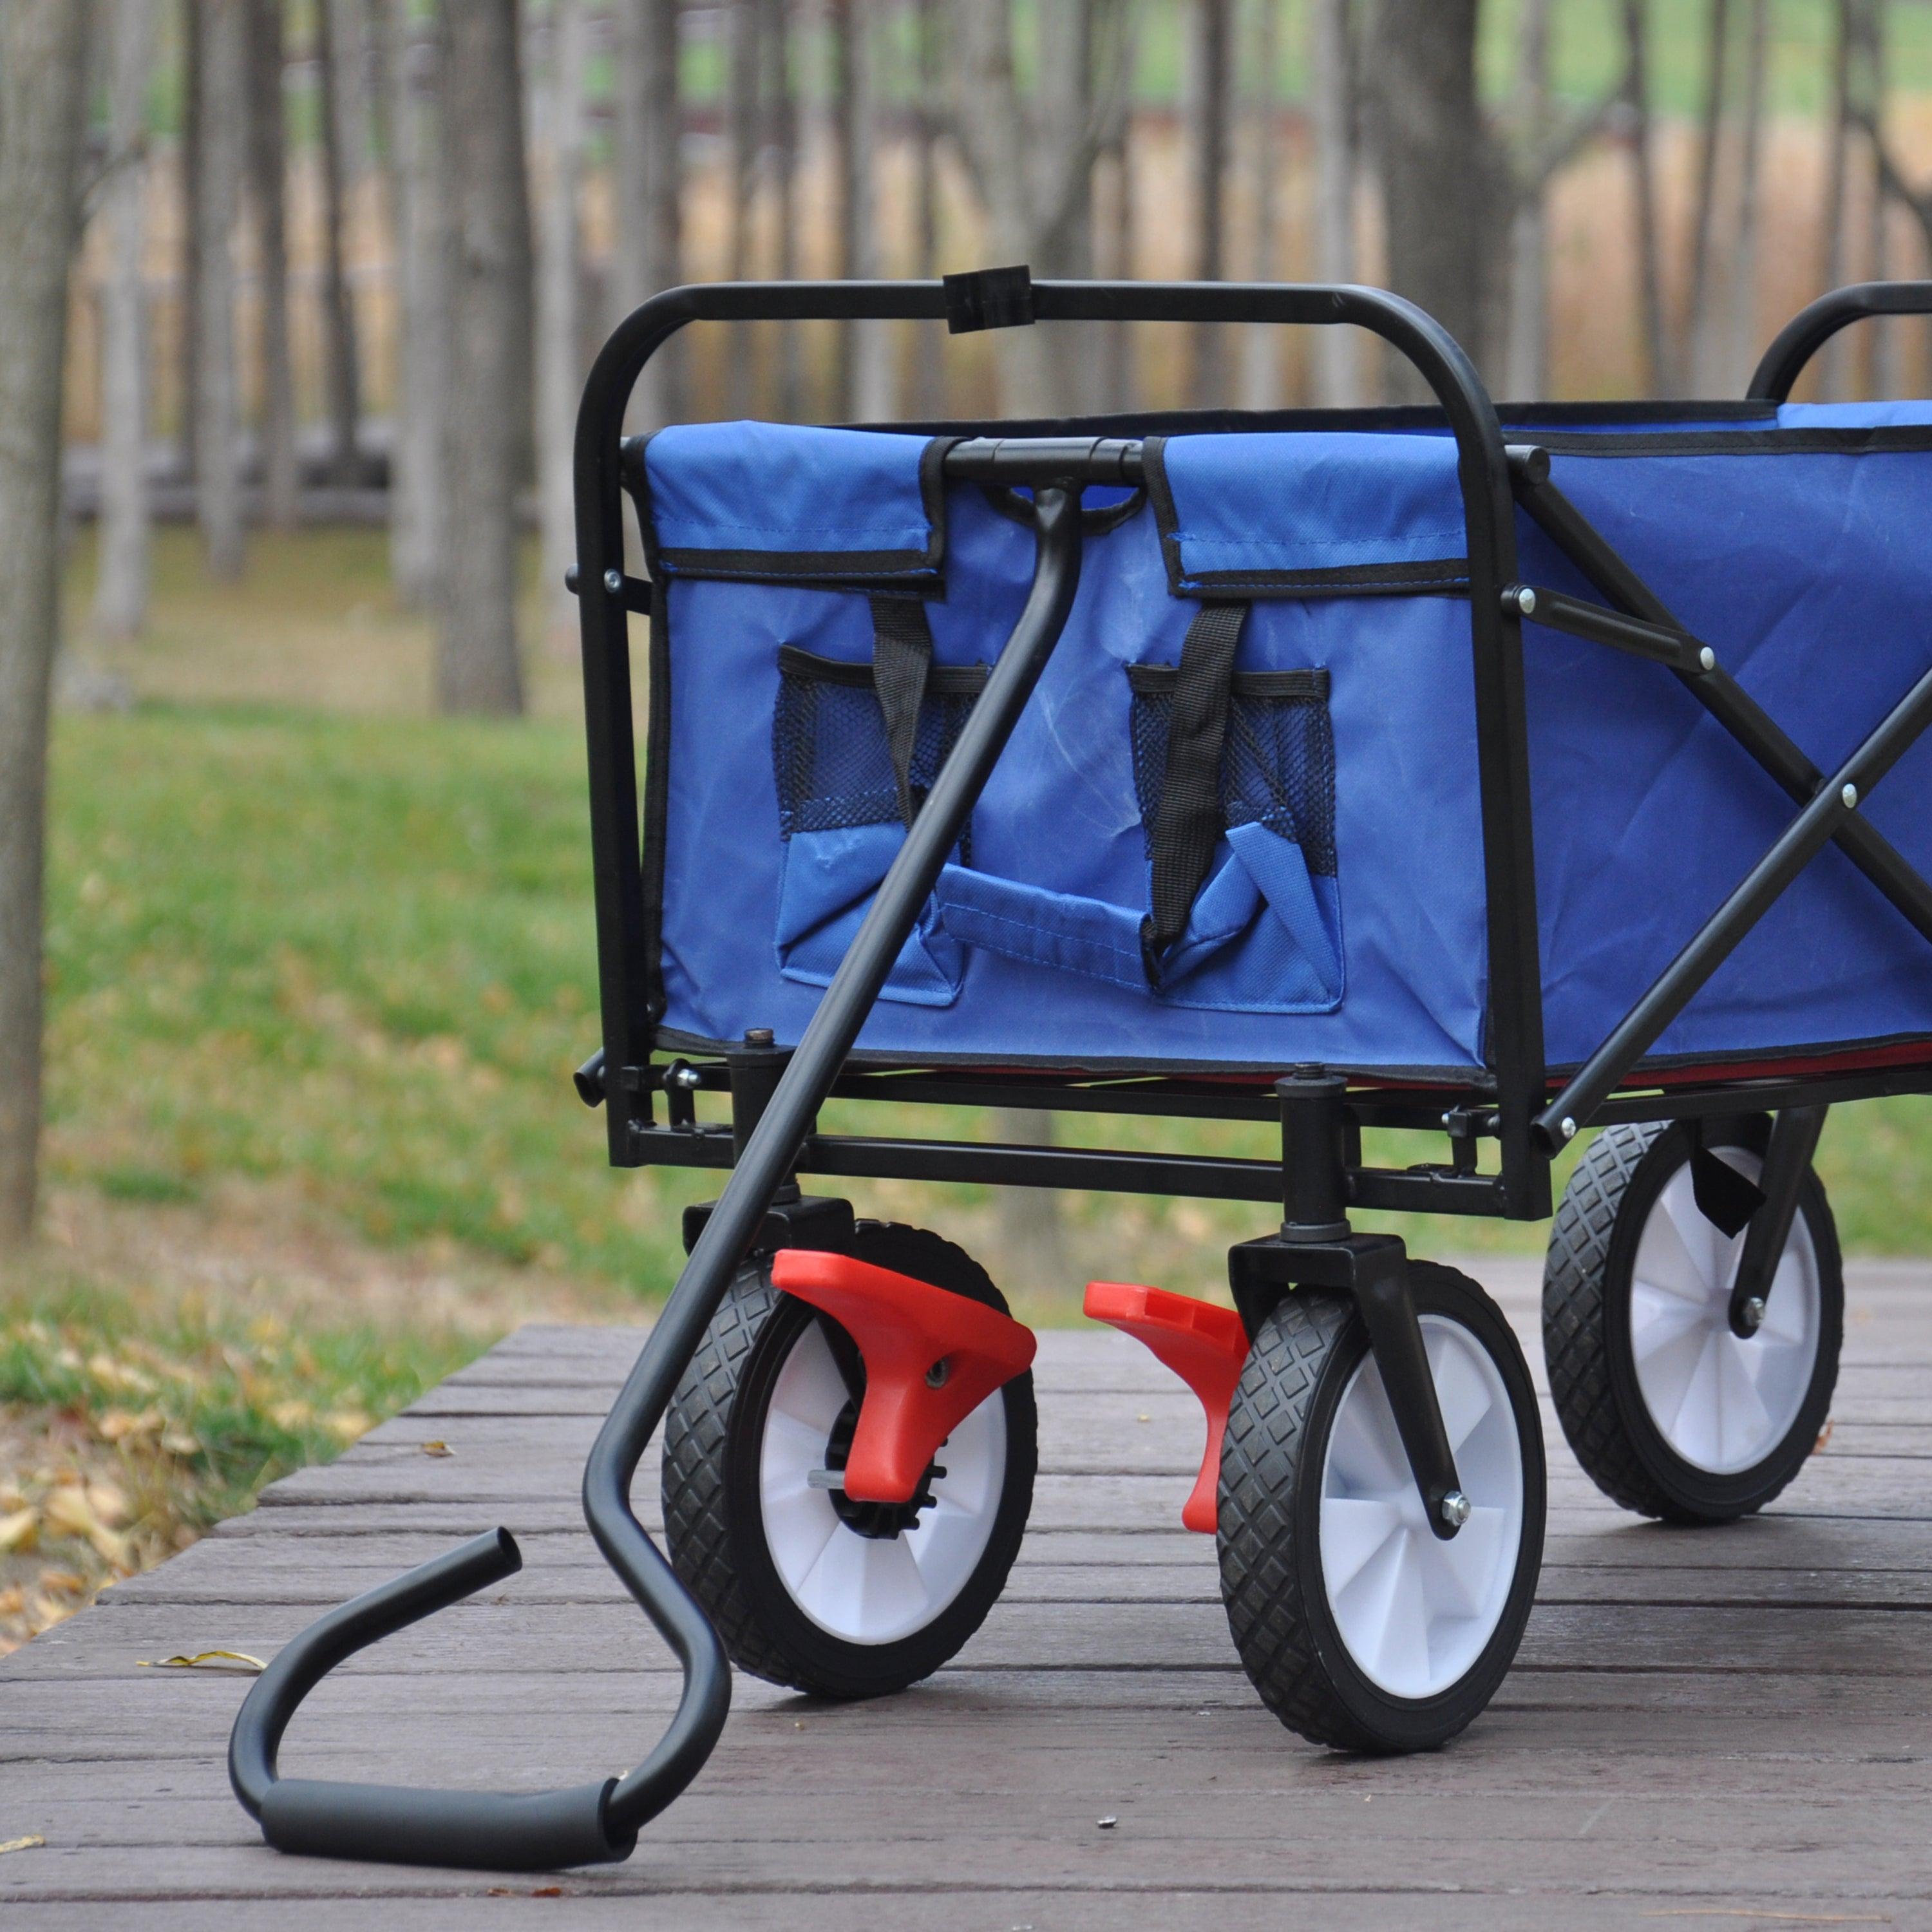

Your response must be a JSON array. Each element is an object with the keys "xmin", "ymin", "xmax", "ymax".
[
  {"xmin": 770, "ymin": 1250, "xmax": 1037, "ymax": 1506},
  {"xmin": 1083, "ymin": 1282, "xmax": 1249, "ymax": 1533}
]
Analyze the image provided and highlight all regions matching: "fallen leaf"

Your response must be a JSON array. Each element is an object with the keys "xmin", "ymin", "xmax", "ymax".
[
  {"xmin": 0, "ymin": 1508, "xmax": 37, "ymax": 1555},
  {"xmin": 160, "ymin": 1429, "xmax": 200, "ymax": 1457},
  {"xmin": 0, "ymin": 1835, "xmax": 45, "ymax": 1856},
  {"xmin": 420, "ymin": 1440, "xmax": 455, "ymax": 1458},
  {"xmin": 1815, "ymin": 1418, "xmax": 1835, "ymax": 1454},
  {"xmin": 325, "ymin": 1410, "xmax": 372, "ymax": 1443},
  {"xmin": 87, "ymin": 1482, "xmax": 129, "ymax": 1527},
  {"xmin": 41, "ymin": 1486, "xmax": 128, "ymax": 1567},
  {"xmin": 270, "ymin": 1400, "xmax": 312, "ymax": 1430},
  {"xmin": 138, "ymin": 1650, "xmax": 266, "ymax": 1673},
  {"xmin": 97, "ymin": 1407, "xmax": 164, "ymax": 1443},
  {"xmin": 531, "ymin": 1887, "xmax": 562, "ymax": 1898},
  {"xmin": 37, "ymin": 1570, "xmax": 87, "ymax": 1598},
  {"xmin": 1096, "ymin": 1815, "xmax": 1117, "ymax": 1830}
]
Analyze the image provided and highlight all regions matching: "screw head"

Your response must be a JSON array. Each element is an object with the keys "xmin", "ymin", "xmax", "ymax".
[
  {"xmin": 1513, "ymin": 585, "xmax": 1538, "ymax": 616},
  {"xmin": 670, "ymin": 1063, "xmax": 703, "ymax": 1091},
  {"xmin": 1841, "ymin": 782, "xmax": 1859, "ymax": 810},
  {"xmin": 1698, "ymin": 646, "xmax": 1716, "ymax": 672},
  {"xmin": 1439, "ymin": 1489, "xmax": 1473, "ymax": 1529},
  {"xmin": 1741, "ymin": 1295, "xmax": 1766, "ymax": 1333},
  {"xmin": 1560, "ymin": 1116, "xmax": 1577, "ymax": 1141},
  {"xmin": 743, "ymin": 1027, "xmax": 775, "ymax": 1048},
  {"xmin": 603, "ymin": 567, "xmax": 625, "ymax": 596}
]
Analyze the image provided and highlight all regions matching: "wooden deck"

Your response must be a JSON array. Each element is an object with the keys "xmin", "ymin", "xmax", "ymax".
[{"xmin": 7, "ymin": 1255, "xmax": 1932, "ymax": 1927}]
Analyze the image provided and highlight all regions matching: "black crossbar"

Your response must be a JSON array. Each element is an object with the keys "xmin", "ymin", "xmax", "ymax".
[{"xmin": 1508, "ymin": 450, "xmax": 1932, "ymax": 951}]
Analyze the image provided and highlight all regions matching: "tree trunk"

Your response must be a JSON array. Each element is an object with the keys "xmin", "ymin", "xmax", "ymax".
[
  {"xmin": 614, "ymin": 0, "xmax": 682, "ymax": 428},
  {"xmin": 763, "ymin": 0, "xmax": 804, "ymax": 417},
  {"xmin": 1237, "ymin": 0, "xmax": 1282, "ymax": 410},
  {"xmin": 246, "ymin": 0, "xmax": 297, "ymax": 527},
  {"xmin": 387, "ymin": 0, "xmax": 445, "ymax": 606},
  {"xmin": 1725, "ymin": 0, "xmax": 1768, "ymax": 392},
  {"xmin": 1189, "ymin": 0, "xmax": 1231, "ymax": 404},
  {"xmin": 990, "ymin": 1110, "xmax": 1069, "ymax": 1303},
  {"xmin": 195, "ymin": 0, "xmax": 247, "ymax": 578},
  {"xmin": 0, "ymin": 0, "xmax": 92, "ymax": 1248},
  {"xmin": 846, "ymin": 1, "xmax": 895, "ymax": 421},
  {"xmin": 316, "ymin": 0, "xmax": 364, "ymax": 482},
  {"xmin": 1623, "ymin": 0, "xmax": 1667, "ymax": 396},
  {"xmin": 1309, "ymin": 0, "xmax": 1359, "ymax": 405},
  {"xmin": 1372, "ymin": 0, "xmax": 1493, "ymax": 397},
  {"xmin": 1096, "ymin": 0, "xmax": 1137, "ymax": 410},
  {"xmin": 1864, "ymin": 2, "xmax": 1893, "ymax": 396},
  {"xmin": 1684, "ymin": 0, "xmax": 1731, "ymax": 393},
  {"xmin": 724, "ymin": 0, "xmax": 759, "ymax": 413},
  {"xmin": 95, "ymin": 0, "xmax": 158, "ymax": 639},
  {"xmin": 535, "ymin": 0, "xmax": 587, "ymax": 645},
  {"xmin": 438, "ymin": 0, "xmax": 528, "ymax": 716},
  {"xmin": 1503, "ymin": 0, "xmax": 1551, "ymax": 400},
  {"xmin": 911, "ymin": 0, "xmax": 945, "ymax": 415},
  {"xmin": 1819, "ymin": 0, "xmax": 1853, "ymax": 399},
  {"xmin": 179, "ymin": 0, "xmax": 202, "ymax": 479}
]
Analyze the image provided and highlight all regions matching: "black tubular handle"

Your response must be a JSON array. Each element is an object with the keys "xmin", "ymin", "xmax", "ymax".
[
  {"xmin": 229, "ymin": 276, "xmax": 1536, "ymax": 1873},
  {"xmin": 1748, "ymin": 280, "xmax": 1932, "ymax": 402}
]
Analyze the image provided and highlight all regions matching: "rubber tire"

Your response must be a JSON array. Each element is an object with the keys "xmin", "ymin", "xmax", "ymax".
[
  {"xmin": 1218, "ymin": 1261, "xmax": 1546, "ymax": 1754},
  {"xmin": 1543, "ymin": 1119, "xmax": 1842, "ymax": 1524},
  {"xmin": 661, "ymin": 1220, "xmax": 1037, "ymax": 1700}
]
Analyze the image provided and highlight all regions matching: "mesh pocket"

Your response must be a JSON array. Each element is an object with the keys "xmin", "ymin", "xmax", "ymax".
[
  {"xmin": 773, "ymin": 645, "xmax": 983, "ymax": 844},
  {"xmin": 1128, "ymin": 665, "xmax": 1336, "ymax": 875}
]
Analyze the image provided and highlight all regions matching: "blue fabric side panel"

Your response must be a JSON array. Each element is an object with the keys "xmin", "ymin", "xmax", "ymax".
[
  {"xmin": 1157, "ymin": 431, "xmax": 1467, "ymax": 587},
  {"xmin": 1521, "ymin": 439, "xmax": 1932, "ymax": 1067},
  {"xmin": 774, "ymin": 826, "xmax": 961, "ymax": 1005},
  {"xmin": 643, "ymin": 421, "xmax": 938, "ymax": 576},
  {"xmin": 656, "ymin": 484, "xmax": 1489, "ymax": 1074},
  {"xmin": 1776, "ymin": 401, "xmax": 1932, "ymax": 429}
]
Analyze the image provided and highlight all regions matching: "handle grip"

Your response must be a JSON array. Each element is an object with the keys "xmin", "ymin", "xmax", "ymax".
[{"xmin": 1748, "ymin": 281, "xmax": 1932, "ymax": 402}]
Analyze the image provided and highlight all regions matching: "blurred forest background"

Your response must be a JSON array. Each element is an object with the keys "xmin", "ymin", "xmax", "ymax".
[{"xmin": 8, "ymin": 0, "xmax": 1932, "ymax": 1647}]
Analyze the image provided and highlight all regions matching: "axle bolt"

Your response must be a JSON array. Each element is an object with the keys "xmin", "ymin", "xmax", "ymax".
[
  {"xmin": 1559, "ymin": 1116, "xmax": 1577, "ymax": 1141},
  {"xmin": 1513, "ymin": 585, "xmax": 1538, "ymax": 616},
  {"xmin": 1439, "ymin": 1490, "xmax": 1473, "ymax": 1530},
  {"xmin": 1741, "ymin": 1295, "xmax": 1766, "ymax": 1333},
  {"xmin": 925, "ymin": 1358, "xmax": 951, "ymax": 1388}
]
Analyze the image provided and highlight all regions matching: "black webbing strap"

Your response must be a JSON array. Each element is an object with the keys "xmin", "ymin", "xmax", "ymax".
[
  {"xmin": 869, "ymin": 594, "xmax": 934, "ymax": 826},
  {"xmin": 1142, "ymin": 601, "xmax": 1250, "ymax": 982}
]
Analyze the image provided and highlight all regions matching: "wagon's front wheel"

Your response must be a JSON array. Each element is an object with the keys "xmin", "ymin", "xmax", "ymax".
[
  {"xmin": 1217, "ymin": 1262, "xmax": 1546, "ymax": 1752},
  {"xmin": 661, "ymin": 1222, "xmax": 1036, "ymax": 1700},
  {"xmin": 1543, "ymin": 1119, "xmax": 1842, "ymax": 1523}
]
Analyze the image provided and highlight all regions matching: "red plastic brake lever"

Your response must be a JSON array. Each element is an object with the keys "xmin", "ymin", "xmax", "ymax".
[
  {"xmin": 1083, "ymin": 1282, "xmax": 1250, "ymax": 1533},
  {"xmin": 770, "ymin": 1250, "xmax": 1037, "ymax": 1505}
]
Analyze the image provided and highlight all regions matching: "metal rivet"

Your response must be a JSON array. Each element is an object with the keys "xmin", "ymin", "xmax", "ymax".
[
  {"xmin": 1741, "ymin": 1296, "xmax": 1766, "ymax": 1333},
  {"xmin": 1439, "ymin": 1490, "xmax": 1472, "ymax": 1529},
  {"xmin": 1560, "ymin": 1116, "xmax": 1577, "ymax": 1141},
  {"xmin": 1698, "ymin": 646, "xmax": 1716, "ymax": 672},
  {"xmin": 670, "ymin": 1065, "xmax": 703, "ymax": 1091},
  {"xmin": 603, "ymin": 567, "xmax": 625, "ymax": 596},
  {"xmin": 1513, "ymin": 585, "xmax": 1538, "ymax": 616},
  {"xmin": 1841, "ymin": 782, "xmax": 1859, "ymax": 810},
  {"xmin": 744, "ymin": 1027, "xmax": 775, "ymax": 1048}
]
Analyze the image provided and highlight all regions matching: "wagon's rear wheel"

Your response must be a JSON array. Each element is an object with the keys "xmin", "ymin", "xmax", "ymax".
[
  {"xmin": 1543, "ymin": 1119, "xmax": 1842, "ymax": 1523},
  {"xmin": 1217, "ymin": 1262, "xmax": 1545, "ymax": 1752},
  {"xmin": 661, "ymin": 1222, "xmax": 1036, "ymax": 1700}
]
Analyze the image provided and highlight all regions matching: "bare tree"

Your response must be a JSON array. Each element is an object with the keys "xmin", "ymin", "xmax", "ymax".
[
  {"xmin": 246, "ymin": 0, "xmax": 297, "ymax": 527},
  {"xmin": 764, "ymin": 0, "xmax": 804, "ymax": 416},
  {"xmin": 316, "ymin": 0, "xmax": 364, "ymax": 481},
  {"xmin": 1622, "ymin": 0, "xmax": 1668, "ymax": 396},
  {"xmin": 1237, "ymin": 0, "xmax": 1282, "ymax": 410},
  {"xmin": 949, "ymin": 0, "xmax": 1129, "ymax": 417},
  {"xmin": 1725, "ymin": 0, "xmax": 1769, "ymax": 391},
  {"xmin": 95, "ymin": 0, "xmax": 159, "ymax": 639},
  {"xmin": 840, "ymin": 1, "xmax": 895, "ymax": 420},
  {"xmin": 1683, "ymin": 0, "xmax": 1731, "ymax": 393},
  {"xmin": 911, "ymin": 0, "xmax": 946, "ymax": 415},
  {"xmin": 439, "ymin": 0, "xmax": 529, "ymax": 715},
  {"xmin": 179, "ymin": 0, "xmax": 202, "ymax": 478},
  {"xmin": 1372, "ymin": 0, "xmax": 1497, "ymax": 395},
  {"xmin": 1309, "ymin": 0, "xmax": 1359, "ymax": 405},
  {"xmin": 535, "ymin": 0, "xmax": 588, "ymax": 643},
  {"xmin": 1865, "ymin": 3, "xmax": 1893, "ymax": 396},
  {"xmin": 724, "ymin": 0, "xmax": 759, "ymax": 412},
  {"xmin": 614, "ymin": 0, "xmax": 682, "ymax": 428},
  {"xmin": 195, "ymin": 0, "xmax": 247, "ymax": 576},
  {"xmin": 0, "ymin": 0, "xmax": 93, "ymax": 1247},
  {"xmin": 1189, "ymin": 0, "xmax": 1231, "ymax": 403},
  {"xmin": 1502, "ymin": 0, "xmax": 1553, "ymax": 399},
  {"xmin": 1095, "ymin": 0, "xmax": 1139, "ymax": 410},
  {"xmin": 386, "ymin": 0, "xmax": 445, "ymax": 605}
]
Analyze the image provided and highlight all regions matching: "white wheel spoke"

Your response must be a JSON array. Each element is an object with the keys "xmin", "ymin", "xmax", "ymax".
[
  {"xmin": 1629, "ymin": 1285, "xmax": 1707, "ymax": 1363},
  {"xmin": 1325, "ymin": 1374, "xmax": 1408, "ymax": 1497},
  {"xmin": 1320, "ymin": 1497, "xmax": 1402, "ymax": 1596},
  {"xmin": 1425, "ymin": 1504, "xmax": 1508, "ymax": 1622},
  {"xmin": 1716, "ymin": 1343, "xmax": 1773, "ymax": 1468},
  {"xmin": 1428, "ymin": 1329, "xmax": 1495, "ymax": 1454},
  {"xmin": 766, "ymin": 1323, "xmax": 850, "ymax": 1435},
  {"xmin": 1655, "ymin": 1182, "xmax": 1724, "ymax": 1296},
  {"xmin": 1375, "ymin": 1537, "xmax": 1432, "ymax": 1690}
]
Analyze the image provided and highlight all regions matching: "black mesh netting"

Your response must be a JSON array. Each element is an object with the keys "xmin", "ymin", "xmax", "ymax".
[
  {"xmin": 773, "ymin": 667, "xmax": 978, "ymax": 850},
  {"xmin": 1130, "ymin": 683, "xmax": 1336, "ymax": 876}
]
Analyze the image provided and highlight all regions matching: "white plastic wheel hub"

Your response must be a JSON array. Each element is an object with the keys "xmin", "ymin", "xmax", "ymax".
[
  {"xmin": 757, "ymin": 1316, "xmax": 1007, "ymax": 1645},
  {"xmin": 1627, "ymin": 1148, "xmax": 1821, "ymax": 1475},
  {"xmin": 1319, "ymin": 1315, "xmax": 1525, "ymax": 1700}
]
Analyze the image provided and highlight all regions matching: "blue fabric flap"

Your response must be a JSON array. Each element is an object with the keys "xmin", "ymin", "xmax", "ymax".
[
  {"xmin": 641, "ymin": 421, "xmax": 945, "ymax": 582},
  {"xmin": 1146, "ymin": 431, "xmax": 1468, "ymax": 598}
]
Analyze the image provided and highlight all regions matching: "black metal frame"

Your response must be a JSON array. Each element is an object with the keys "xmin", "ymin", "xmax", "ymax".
[{"xmin": 227, "ymin": 273, "xmax": 1932, "ymax": 1874}]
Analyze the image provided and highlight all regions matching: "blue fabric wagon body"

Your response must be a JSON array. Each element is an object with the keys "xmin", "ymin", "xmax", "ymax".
[{"xmin": 636, "ymin": 403, "xmax": 1932, "ymax": 1084}]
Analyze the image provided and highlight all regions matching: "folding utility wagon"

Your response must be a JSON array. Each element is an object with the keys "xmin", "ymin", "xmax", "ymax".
[{"xmin": 231, "ymin": 275, "xmax": 1932, "ymax": 1871}]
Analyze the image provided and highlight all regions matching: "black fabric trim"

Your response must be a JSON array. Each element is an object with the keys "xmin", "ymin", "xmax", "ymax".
[
  {"xmin": 639, "ymin": 564, "xmax": 674, "ymax": 1040},
  {"xmin": 1143, "ymin": 435, "xmax": 1468, "ymax": 601},
  {"xmin": 776, "ymin": 643, "xmax": 988, "ymax": 696},
  {"xmin": 635, "ymin": 431, "xmax": 952, "ymax": 586},
  {"xmin": 1532, "ymin": 424, "xmax": 1932, "ymax": 458},
  {"xmin": 1127, "ymin": 662, "xmax": 1329, "ymax": 701},
  {"xmin": 869, "ymin": 596, "xmax": 934, "ymax": 826},
  {"xmin": 1142, "ymin": 601, "xmax": 1249, "ymax": 977},
  {"xmin": 980, "ymin": 481, "xmax": 1150, "ymax": 536}
]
